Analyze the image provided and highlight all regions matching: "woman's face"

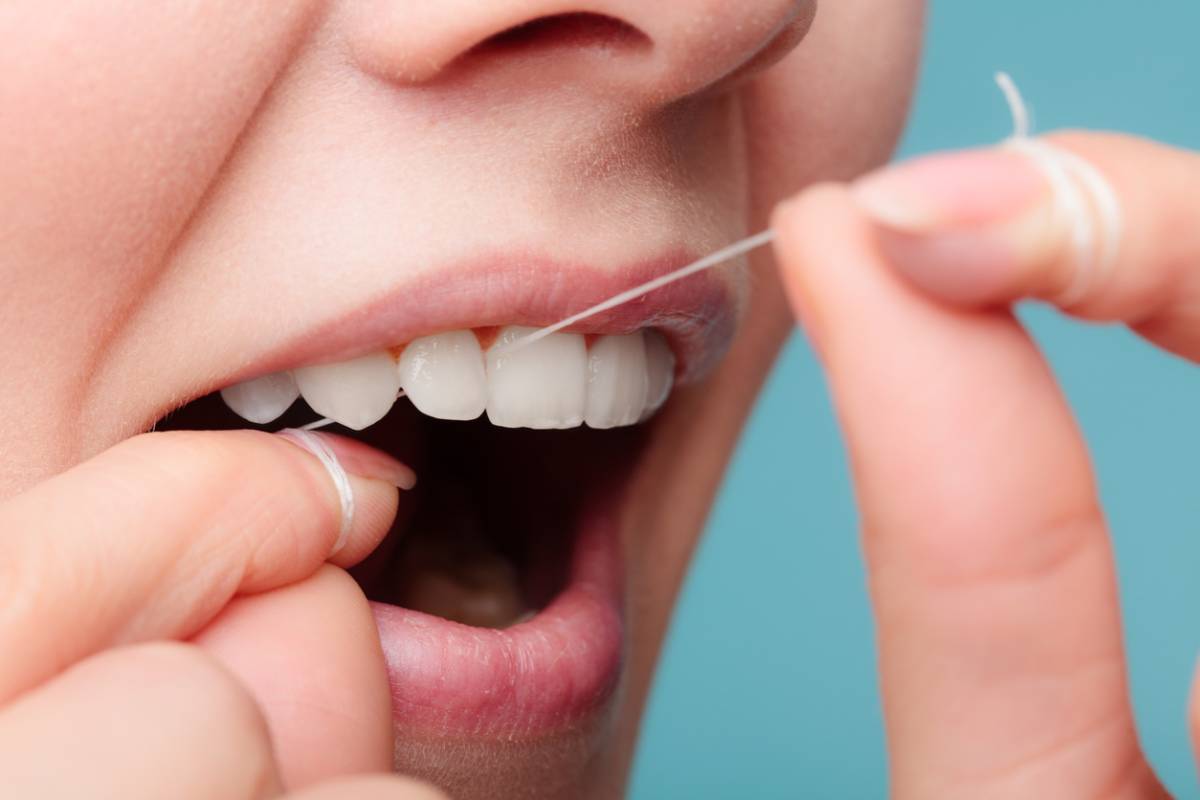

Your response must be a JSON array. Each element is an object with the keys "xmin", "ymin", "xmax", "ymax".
[{"xmin": 0, "ymin": 1, "xmax": 921, "ymax": 797}]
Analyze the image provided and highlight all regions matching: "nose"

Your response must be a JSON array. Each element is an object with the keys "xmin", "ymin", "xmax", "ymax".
[{"xmin": 340, "ymin": 0, "xmax": 815, "ymax": 103}]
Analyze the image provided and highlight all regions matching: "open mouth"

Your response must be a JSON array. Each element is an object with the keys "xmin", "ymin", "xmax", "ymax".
[{"xmin": 153, "ymin": 253, "xmax": 740, "ymax": 745}]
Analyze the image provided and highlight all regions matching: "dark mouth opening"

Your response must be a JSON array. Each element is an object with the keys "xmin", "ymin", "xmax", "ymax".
[{"xmin": 156, "ymin": 393, "xmax": 647, "ymax": 628}]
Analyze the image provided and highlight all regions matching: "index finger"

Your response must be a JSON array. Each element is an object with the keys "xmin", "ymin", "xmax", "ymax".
[
  {"xmin": 0, "ymin": 429, "xmax": 407, "ymax": 703},
  {"xmin": 771, "ymin": 186, "xmax": 1162, "ymax": 797}
]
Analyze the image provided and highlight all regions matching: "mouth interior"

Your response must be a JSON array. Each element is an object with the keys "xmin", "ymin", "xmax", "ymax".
[{"xmin": 157, "ymin": 394, "xmax": 645, "ymax": 628}]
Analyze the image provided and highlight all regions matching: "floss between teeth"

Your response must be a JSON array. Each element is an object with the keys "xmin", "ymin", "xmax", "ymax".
[{"xmin": 295, "ymin": 71, "xmax": 1123, "ymax": 428}]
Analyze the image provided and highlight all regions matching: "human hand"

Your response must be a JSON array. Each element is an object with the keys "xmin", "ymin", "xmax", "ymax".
[
  {"xmin": 771, "ymin": 133, "xmax": 1200, "ymax": 797},
  {"xmin": 0, "ymin": 429, "xmax": 442, "ymax": 798}
]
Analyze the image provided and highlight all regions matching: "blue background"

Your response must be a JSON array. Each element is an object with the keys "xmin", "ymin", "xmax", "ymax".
[{"xmin": 630, "ymin": 1, "xmax": 1200, "ymax": 797}]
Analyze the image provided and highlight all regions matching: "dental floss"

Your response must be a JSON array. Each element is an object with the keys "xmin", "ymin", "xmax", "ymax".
[
  {"xmin": 291, "ymin": 232, "xmax": 778, "ymax": 429},
  {"xmin": 276, "ymin": 428, "xmax": 355, "ymax": 553},
  {"xmin": 490, "ymin": 229, "xmax": 777, "ymax": 356},
  {"xmin": 498, "ymin": 72, "xmax": 1123, "ymax": 350},
  {"xmin": 292, "ymin": 72, "xmax": 1123, "ymax": 428},
  {"xmin": 995, "ymin": 72, "xmax": 1031, "ymax": 139},
  {"xmin": 995, "ymin": 71, "xmax": 1123, "ymax": 306}
]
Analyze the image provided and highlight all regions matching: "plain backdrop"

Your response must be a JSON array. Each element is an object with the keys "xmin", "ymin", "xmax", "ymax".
[{"xmin": 629, "ymin": 1, "xmax": 1200, "ymax": 797}]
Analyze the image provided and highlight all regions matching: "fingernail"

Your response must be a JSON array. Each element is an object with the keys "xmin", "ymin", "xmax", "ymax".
[
  {"xmin": 297, "ymin": 432, "xmax": 417, "ymax": 491},
  {"xmin": 851, "ymin": 148, "xmax": 1053, "ymax": 302},
  {"xmin": 854, "ymin": 148, "xmax": 1047, "ymax": 231}
]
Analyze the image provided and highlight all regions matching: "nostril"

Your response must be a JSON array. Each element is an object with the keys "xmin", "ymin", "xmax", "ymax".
[{"xmin": 473, "ymin": 12, "xmax": 651, "ymax": 56}]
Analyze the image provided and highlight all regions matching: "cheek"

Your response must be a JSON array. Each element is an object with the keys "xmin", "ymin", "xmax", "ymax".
[
  {"xmin": 0, "ymin": 0, "xmax": 320, "ymax": 348},
  {"xmin": 742, "ymin": 0, "xmax": 925, "ymax": 213}
]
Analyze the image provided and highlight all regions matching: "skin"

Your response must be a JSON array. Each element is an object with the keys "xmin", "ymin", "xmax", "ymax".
[
  {"xmin": 0, "ymin": 0, "xmax": 1071, "ymax": 797},
  {"xmin": 6, "ymin": 0, "xmax": 1200, "ymax": 797},
  {"xmin": 774, "ymin": 131, "xmax": 1200, "ymax": 796}
]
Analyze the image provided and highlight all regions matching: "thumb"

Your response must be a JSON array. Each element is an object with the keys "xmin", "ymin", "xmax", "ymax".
[
  {"xmin": 0, "ymin": 429, "xmax": 412, "ymax": 704},
  {"xmin": 194, "ymin": 566, "xmax": 394, "ymax": 789},
  {"xmin": 852, "ymin": 132, "xmax": 1200, "ymax": 360}
]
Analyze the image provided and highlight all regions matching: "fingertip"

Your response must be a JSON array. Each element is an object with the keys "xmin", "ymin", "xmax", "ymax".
[
  {"xmin": 769, "ymin": 181, "xmax": 847, "ymax": 237},
  {"xmin": 769, "ymin": 182, "xmax": 854, "ymax": 289}
]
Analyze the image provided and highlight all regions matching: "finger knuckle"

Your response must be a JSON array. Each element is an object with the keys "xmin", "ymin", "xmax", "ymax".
[{"xmin": 874, "ymin": 500, "xmax": 1107, "ymax": 589}]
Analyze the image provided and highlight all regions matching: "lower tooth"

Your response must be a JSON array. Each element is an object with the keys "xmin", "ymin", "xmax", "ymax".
[
  {"xmin": 293, "ymin": 352, "xmax": 401, "ymax": 431},
  {"xmin": 219, "ymin": 370, "xmax": 300, "ymax": 425}
]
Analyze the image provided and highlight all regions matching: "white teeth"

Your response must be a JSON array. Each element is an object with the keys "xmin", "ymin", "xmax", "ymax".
[
  {"xmin": 293, "ymin": 351, "xmax": 401, "ymax": 431},
  {"xmin": 585, "ymin": 333, "xmax": 649, "ymax": 429},
  {"xmin": 219, "ymin": 370, "xmax": 300, "ymax": 425},
  {"xmin": 397, "ymin": 331, "xmax": 487, "ymax": 421},
  {"xmin": 641, "ymin": 330, "xmax": 675, "ymax": 420},
  {"xmin": 233, "ymin": 328, "xmax": 675, "ymax": 431},
  {"xmin": 486, "ymin": 326, "xmax": 588, "ymax": 429}
]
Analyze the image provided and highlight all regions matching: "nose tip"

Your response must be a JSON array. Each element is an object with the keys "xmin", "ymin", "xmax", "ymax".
[{"xmin": 340, "ymin": 0, "xmax": 815, "ymax": 103}]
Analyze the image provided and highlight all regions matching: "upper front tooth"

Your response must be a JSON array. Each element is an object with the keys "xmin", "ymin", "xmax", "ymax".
[
  {"xmin": 585, "ymin": 333, "xmax": 649, "ymax": 429},
  {"xmin": 293, "ymin": 351, "xmax": 401, "ymax": 430},
  {"xmin": 641, "ymin": 330, "xmax": 675, "ymax": 421},
  {"xmin": 485, "ymin": 326, "xmax": 587, "ymax": 429},
  {"xmin": 219, "ymin": 370, "xmax": 300, "ymax": 425},
  {"xmin": 397, "ymin": 330, "xmax": 487, "ymax": 421}
]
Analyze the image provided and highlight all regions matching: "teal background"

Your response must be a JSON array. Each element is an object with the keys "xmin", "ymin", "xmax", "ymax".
[{"xmin": 630, "ymin": 1, "xmax": 1200, "ymax": 797}]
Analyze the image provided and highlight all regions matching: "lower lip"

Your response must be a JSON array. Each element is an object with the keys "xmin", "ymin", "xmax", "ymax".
[{"xmin": 369, "ymin": 499, "xmax": 625, "ymax": 735}]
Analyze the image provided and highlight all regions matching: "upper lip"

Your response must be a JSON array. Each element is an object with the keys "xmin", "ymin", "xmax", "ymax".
[{"xmin": 230, "ymin": 247, "xmax": 744, "ymax": 394}]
